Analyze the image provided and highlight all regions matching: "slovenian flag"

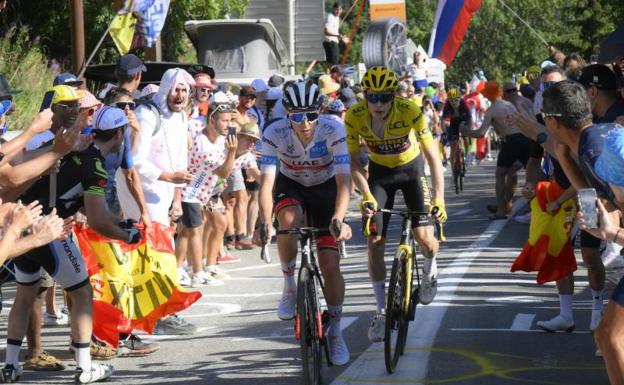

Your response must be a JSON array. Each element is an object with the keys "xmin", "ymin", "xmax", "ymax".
[{"xmin": 428, "ymin": 0, "xmax": 483, "ymax": 65}]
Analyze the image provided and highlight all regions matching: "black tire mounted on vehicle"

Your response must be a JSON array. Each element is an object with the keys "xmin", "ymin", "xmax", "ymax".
[
  {"xmin": 298, "ymin": 267, "xmax": 322, "ymax": 385},
  {"xmin": 384, "ymin": 249, "xmax": 410, "ymax": 373},
  {"xmin": 362, "ymin": 17, "xmax": 408, "ymax": 75}
]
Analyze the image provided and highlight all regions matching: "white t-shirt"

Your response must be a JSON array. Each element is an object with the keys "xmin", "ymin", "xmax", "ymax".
[
  {"xmin": 182, "ymin": 134, "xmax": 228, "ymax": 204},
  {"xmin": 324, "ymin": 13, "xmax": 340, "ymax": 43},
  {"xmin": 233, "ymin": 151, "xmax": 257, "ymax": 171}
]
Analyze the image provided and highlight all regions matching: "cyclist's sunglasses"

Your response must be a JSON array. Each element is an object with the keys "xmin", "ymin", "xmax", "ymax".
[
  {"xmin": 289, "ymin": 112, "xmax": 319, "ymax": 124},
  {"xmin": 115, "ymin": 101, "xmax": 136, "ymax": 110},
  {"xmin": 365, "ymin": 92, "xmax": 394, "ymax": 104}
]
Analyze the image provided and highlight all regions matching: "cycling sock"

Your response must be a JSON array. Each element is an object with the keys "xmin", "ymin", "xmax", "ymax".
[
  {"xmin": 72, "ymin": 341, "xmax": 91, "ymax": 370},
  {"xmin": 327, "ymin": 304, "xmax": 343, "ymax": 336},
  {"xmin": 281, "ymin": 260, "xmax": 297, "ymax": 292},
  {"xmin": 423, "ymin": 256, "xmax": 437, "ymax": 279},
  {"xmin": 5, "ymin": 339, "xmax": 21, "ymax": 367},
  {"xmin": 591, "ymin": 289, "xmax": 604, "ymax": 312},
  {"xmin": 559, "ymin": 294, "xmax": 573, "ymax": 320},
  {"xmin": 372, "ymin": 280, "xmax": 385, "ymax": 313}
]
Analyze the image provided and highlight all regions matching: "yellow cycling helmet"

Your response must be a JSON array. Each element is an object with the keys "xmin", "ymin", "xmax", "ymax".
[
  {"xmin": 361, "ymin": 66, "xmax": 398, "ymax": 93},
  {"xmin": 447, "ymin": 87, "xmax": 461, "ymax": 100}
]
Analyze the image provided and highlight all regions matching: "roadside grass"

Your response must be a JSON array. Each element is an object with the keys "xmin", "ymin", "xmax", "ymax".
[{"xmin": 1, "ymin": 26, "xmax": 56, "ymax": 131}]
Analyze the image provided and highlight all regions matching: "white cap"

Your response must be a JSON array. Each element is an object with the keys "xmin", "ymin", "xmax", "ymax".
[
  {"xmin": 251, "ymin": 78, "xmax": 268, "ymax": 93},
  {"xmin": 93, "ymin": 106, "xmax": 129, "ymax": 130},
  {"xmin": 97, "ymin": 82, "xmax": 117, "ymax": 100},
  {"xmin": 266, "ymin": 87, "xmax": 283, "ymax": 100},
  {"xmin": 140, "ymin": 84, "xmax": 159, "ymax": 98}
]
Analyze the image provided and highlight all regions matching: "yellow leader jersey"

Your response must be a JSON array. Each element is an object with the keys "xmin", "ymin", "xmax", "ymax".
[{"xmin": 345, "ymin": 96, "xmax": 434, "ymax": 168}]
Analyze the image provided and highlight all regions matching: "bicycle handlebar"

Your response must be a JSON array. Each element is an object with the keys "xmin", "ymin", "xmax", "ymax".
[{"xmin": 364, "ymin": 207, "xmax": 445, "ymax": 242}]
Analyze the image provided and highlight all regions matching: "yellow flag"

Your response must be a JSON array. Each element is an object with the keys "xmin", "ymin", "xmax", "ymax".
[{"xmin": 109, "ymin": 11, "xmax": 137, "ymax": 55}]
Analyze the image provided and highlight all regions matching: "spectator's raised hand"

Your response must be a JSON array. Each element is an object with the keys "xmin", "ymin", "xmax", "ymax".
[
  {"xmin": 28, "ymin": 108, "xmax": 54, "ymax": 134},
  {"xmin": 31, "ymin": 210, "xmax": 66, "ymax": 246},
  {"xmin": 126, "ymin": 109, "xmax": 140, "ymax": 135}
]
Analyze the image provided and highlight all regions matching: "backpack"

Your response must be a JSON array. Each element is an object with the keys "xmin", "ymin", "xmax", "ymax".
[{"xmin": 135, "ymin": 98, "xmax": 162, "ymax": 136}]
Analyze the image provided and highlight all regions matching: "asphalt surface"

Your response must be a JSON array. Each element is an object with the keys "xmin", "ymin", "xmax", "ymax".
[{"xmin": 0, "ymin": 160, "xmax": 612, "ymax": 384}]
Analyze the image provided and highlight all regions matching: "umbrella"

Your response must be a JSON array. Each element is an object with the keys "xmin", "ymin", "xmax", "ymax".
[{"xmin": 599, "ymin": 24, "xmax": 624, "ymax": 64}]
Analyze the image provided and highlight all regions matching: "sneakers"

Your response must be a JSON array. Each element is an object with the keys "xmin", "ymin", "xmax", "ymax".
[
  {"xmin": 205, "ymin": 265, "xmax": 230, "ymax": 281},
  {"xmin": 118, "ymin": 334, "xmax": 159, "ymax": 357},
  {"xmin": 419, "ymin": 273, "xmax": 438, "ymax": 305},
  {"xmin": 589, "ymin": 310, "xmax": 603, "ymax": 332},
  {"xmin": 536, "ymin": 314, "xmax": 575, "ymax": 333},
  {"xmin": 177, "ymin": 268, "xmax": 191, "ymax": 287},
  {"xmin": 328, "ymin": 335, "xmax": 350, "ymax": 366},
  {"xmin": 277, "ymin": 290, "xmax": 296, "ymax": 320},
  {"xmin": 367, "ymin": 312, "xmax": 385, "ymax": 342},
  {"xmin": 153, "ymin": 314, "xmax": 198, "ymax": 335},
  {"xmin": 2, "ymin": 364, "xmax": 23, "ymax": 383},
  {"xmin": 217, "ymin": 254, "xmax": 240, "ymax": 264},
  {"xmin": 191, "ymin": 271, "xmax": 224, "ymax": 287},
  {"xmin": 43, "ymin": 311, "xmax": 69, "ymax": 326},
  {"xmin": 74, "ymin": 363, "xmax": 114, "ymax": 384}
]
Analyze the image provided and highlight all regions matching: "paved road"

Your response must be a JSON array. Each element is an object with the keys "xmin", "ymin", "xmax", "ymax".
[{"xmin": 0, "ymin": 161, "xmax": 611, "ymax": 384}]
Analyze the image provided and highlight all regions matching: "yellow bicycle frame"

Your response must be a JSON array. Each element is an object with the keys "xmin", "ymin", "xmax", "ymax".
[{"xmin": 397, "ymin": 244, "xmax": 413, "ymax": 314}]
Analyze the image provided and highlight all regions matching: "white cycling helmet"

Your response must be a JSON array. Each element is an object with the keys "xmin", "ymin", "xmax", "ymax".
[{"xmin": 282, "ymin": 81, "xmax": 321, "ymax": 112}]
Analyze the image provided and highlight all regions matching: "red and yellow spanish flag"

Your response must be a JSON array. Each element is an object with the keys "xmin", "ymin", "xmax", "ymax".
[
  {"xmin": 511, "ymin": 181, "xmax": 577, "ymax": 284},
  {"xmin": 75, "ymin": 223, "xmax": 201, "ymax": 347}
]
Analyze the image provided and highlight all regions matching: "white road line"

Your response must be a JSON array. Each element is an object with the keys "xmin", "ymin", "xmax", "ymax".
[
  {"xmin": 231, "ymin": 316, "xmax": 358, "ymax": 342},
  {"xmin": 510, "ymin": 313, "xmax": 536, "ymax": 330},
  {"xmin": 450, "ymin": 208, "xmax": 473, "ymax": 216},
  {"xmin": 450, "ymin": 327, "xmax": 591, "ymax": 334},
  {"xmin": 331, "ymin": 198, "xmax": 528, "ymax": 385}
]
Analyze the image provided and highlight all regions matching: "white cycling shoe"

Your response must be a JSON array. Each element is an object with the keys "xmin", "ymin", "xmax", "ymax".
[
  {"xmin": 277, "ymin": 289, "xmax": 296, "ymax": 320},
  {"xmin": 536, "ymin": 314, "xmax": 575, "ymax": 333},
  {"xmin": 367, "ymin": 312, "xmax": 385, "ymax": 342},
  {"xmin": 328, "ymin": 334, "xmax": 350, "ymax": 366},
  {"xmin": 75, "ymin": 363, "xmax": 114, "ymax": 384}
]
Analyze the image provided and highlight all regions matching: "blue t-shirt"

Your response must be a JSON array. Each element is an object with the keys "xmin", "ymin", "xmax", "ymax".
[{"xmin": 578, "ymin": 123, "xmax": 618, "ymax": 204}]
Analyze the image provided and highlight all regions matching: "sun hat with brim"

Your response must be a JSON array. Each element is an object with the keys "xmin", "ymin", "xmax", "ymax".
[
  {"xmin": 93, "ymin": 106, "xmax": 129, "ymax": 131},
  {"xmin": 480, "ymin": 80, "xmax": 502, "ymax": 99},
  {"xmin": 318, "ymin": 74, "xmax": 340, "ymax": 95},
  {"xmin": 0, "ymin": 100, "xmax": 12, "ymax": 116},
  {"xmin": 0, "ymin": 74, "xmax": 21, "ymax": 97},
  {"xmin": 238, "ymin": 121, "xmax": 260, "ymax": 140},
  {"xmin": 595, "ymin": 125, "xmax": 624, "ymax": 187},
  {"xmin": 51, "ymin": 85, "xmax": 83, "ymax": 104},
  {"xmin": 79, "ymin": 90, "xmax": 102, "ymax": 110},
  {"xmin": 194, "ymin": 73, "xmax": 213, "ymax": 89}
]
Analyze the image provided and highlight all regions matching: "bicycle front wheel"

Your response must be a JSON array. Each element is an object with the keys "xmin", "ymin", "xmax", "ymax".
[
  {"xmin": 384, "ymin": 249, "xmax": 410, "ymax": 373},
  {"xmin": 298, "ymin": 267, "xmax": 323, "ymax": 385}
]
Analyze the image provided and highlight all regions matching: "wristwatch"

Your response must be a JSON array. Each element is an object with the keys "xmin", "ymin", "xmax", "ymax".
[{"xmin": 536, "ymin": 132, "xmax": 548, "ymax": 144}]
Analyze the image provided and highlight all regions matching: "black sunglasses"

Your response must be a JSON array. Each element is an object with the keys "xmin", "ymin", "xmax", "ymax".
[
  {"xmin": 115, "ymin": 101, "xmax": 136, "ymax": 110},
  {"xmin": 366, "ymin": 93, "xmax": 394, "ymax": 104}
]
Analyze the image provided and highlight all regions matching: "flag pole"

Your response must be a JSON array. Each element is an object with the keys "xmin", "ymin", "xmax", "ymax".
[{"xmin": 498, "ymin": 0, "xmax": 549, "ymax": 46}]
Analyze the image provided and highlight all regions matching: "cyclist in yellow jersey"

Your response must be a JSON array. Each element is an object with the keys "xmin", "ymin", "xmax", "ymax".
[{"xmin": 345, "ymin": 66, "xmax": 447, "ymax": 342}]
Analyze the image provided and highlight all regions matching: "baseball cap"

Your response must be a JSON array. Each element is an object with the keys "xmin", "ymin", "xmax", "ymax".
[
  {"xmin": 540, "ymin": 60, "xmax": 557, "ymax": 69},
  {"xmin": 194, "ymin": 73, "xmax": 213, "ymax": 89},
  {"xmin": 115, "ymin": 54, "xmax": 147, "ymax": 76},
  {"xmin": 53, "ymin": 72, "xmax": 83, "ymax": 87},
  {"xmin": 0, "ymin": 100, "xmax": 12, "ymax": 117},
  {"xmin": 526, "ymin": 65, "xmax": 541, "ymax": 75},
  {"xmin": 240, "ymin": 86, "xmax": 256, "ymax": 97},
  {"xmin": 502, "ymin": 82, "xmax": 518, "ymax": 93},
  {"xmin": 238, "ymin": 121, "xmax": 260, "ymax": 140},
  {"xmin": 266, "ymin": 87, "xmax": 283, "ymax": 101},
  {"xmin": 0, "ymin": 74, "xmax": 21, "ymax": 97},
  {"xmin": 596, "ymin": 126, "xmax": 624, "ymax": 187},
  {"xmin": 93, "ymin": 106, "xmax": 129, "ymax": 130},
  {"xmin": 578, "ymin": 64, "xmax": 618, "ymax": 91},
  {"xmin": 268, "ymin": 74, "xmax": 285, "ymax": 87},
  {"xmin": 51, "ymin": 85, "xmax": 83, "ymax": 104},
  {"xmin": 250, "ymin": 78, "xmax": 268, "ymax": 93},
  {"xmin": 140, "ymin": 84, "xmax": 159, "ymax": 99}
]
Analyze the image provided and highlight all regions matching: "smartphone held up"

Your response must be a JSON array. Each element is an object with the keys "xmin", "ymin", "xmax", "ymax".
[{"xmin": 577, "ymin": 188, "xmax": 598, "ymax": 229}]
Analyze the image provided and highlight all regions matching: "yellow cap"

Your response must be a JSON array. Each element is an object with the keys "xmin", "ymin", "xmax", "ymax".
[
  {"xmin": 526, "ymin": 65, "xmax": 541, "ymax": 75},
  {"xmin": 518, "ymin": 76, "xmax": 529, "ymax": 85},
  {"xmin": 51, "ymin": 85, "xmax": 83, "ymax": 104}
]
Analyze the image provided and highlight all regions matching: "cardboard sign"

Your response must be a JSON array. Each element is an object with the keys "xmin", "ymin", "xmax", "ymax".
[{"xmin": 369, "ymin": 0, "xmax": 406, "ymax": 22}]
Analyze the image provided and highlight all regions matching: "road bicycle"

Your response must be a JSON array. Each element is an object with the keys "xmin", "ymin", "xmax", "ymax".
[
  {"xmin": 376, "ymin": 208, "xmax": 443, "ymax": 373},
  {"xmin": 450, "ymin": 136, "xmax": 466, "ymax": 194},
  {"xmin": 263, "ymin": 220, "xmax": 345, "ymax": 385}
]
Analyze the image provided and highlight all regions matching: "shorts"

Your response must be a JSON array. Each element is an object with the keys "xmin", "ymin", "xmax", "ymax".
[
  {"xmin": 13, "ymin": 236, "xmax": 89, "ymax": 292},
  {"xmin": 447, "ymin": 124, "xmax": 460, "ymax": 143},
  {"xmin": 242, "ymin": 169, "xmax": 259, "ymax": 191},
  {"xmin": 223, "ymin": 169, "xmax": 245, "ymax": 196},
  {"xmin": 367, "ymin": 156, "xmax": 432, "ymax": 238},
  {"xmin": 497, "ymin": 134, "xmax": 530, "ymax": 169},
  {"xmin": 181, "ymin": 201, "xmax": 203, "ymax": 228},
  {"xmin": 580, "ymin": 230, "xmax": 602, "ymax": 249},
  {"xmin": 612, "ymin": 275, "xmax": 624, "ymax": 307},
  {"xmin": 323, "ymin": 41, "xmax": 340, "ymax": 65},
  {"xmin": 528, "ymin": 138, "xmax": 544, "ymax": 159},
  {"xmin": 273, "ymin": 173, "xmax": 337, "ymax": 249}
]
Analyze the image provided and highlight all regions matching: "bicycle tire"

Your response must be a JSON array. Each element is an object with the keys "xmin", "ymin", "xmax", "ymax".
[
  {"xmin": 298, "ymin": 267, "xmax": 322, "ymax": 385},
  {"xmin": 384, "ymin": 250, "xmax": 409, "ymax": 373}
]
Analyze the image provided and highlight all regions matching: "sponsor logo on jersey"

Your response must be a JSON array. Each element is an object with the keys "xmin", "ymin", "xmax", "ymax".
[
  {"xmin": 309, "ymin": 140, "xmax": 328, "ymax": 158},
  {"xmin": 366, "ymin": 136, "xmax": 411, "ymax": 155}
]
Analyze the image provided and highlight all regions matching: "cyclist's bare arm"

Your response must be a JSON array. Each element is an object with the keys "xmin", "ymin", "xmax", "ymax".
[
  {"xmin": 463, "ymin": 111, "xmax": 489, "ymax": 138},
  {"xmin": 349, "ymin": 151, "xmax": 370, "ymax": 196},
  {"xmin": 258, "ymin": 171, "xmax": 276, "ymax": 226},
  {"xmin": 421, "ymin": 143, "xmax": 444, "ymax": 201},
  {"xmin": 333, "ymin": 172, "xmax": 351, "ymax": 222}
]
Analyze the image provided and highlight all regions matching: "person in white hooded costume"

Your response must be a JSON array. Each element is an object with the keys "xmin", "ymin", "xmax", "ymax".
[{"xmin": 116, "ymin": 68, "xmax": 194, "ymax": 226}]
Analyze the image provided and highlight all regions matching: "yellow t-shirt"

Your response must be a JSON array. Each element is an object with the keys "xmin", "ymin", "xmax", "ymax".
[{"xmin": 345, "ymin": 96, "xmax": 434, "ymax": 168}]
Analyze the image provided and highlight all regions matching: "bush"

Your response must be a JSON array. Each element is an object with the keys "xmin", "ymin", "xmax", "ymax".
[{"xmin": 0, "ymin": 26, "xmax": 56, "ymax": 131}]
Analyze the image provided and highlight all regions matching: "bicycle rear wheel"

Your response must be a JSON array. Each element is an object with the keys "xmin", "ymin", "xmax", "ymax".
[
  {"xmin": 384, "ymin": 249, "xmax": 410, "ymax": 373},
  {"xmin": 298, "ymin": 267, "xmax": 323, "ymax": 385}
]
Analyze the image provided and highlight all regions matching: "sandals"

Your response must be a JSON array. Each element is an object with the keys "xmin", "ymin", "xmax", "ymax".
[
  {"xmin": 23, "ymin": 351, "xmax": 65, "ymax": 371},
  {"xmin": 69, "ymin": 340, "xmax": 118, "ymax": 360}
]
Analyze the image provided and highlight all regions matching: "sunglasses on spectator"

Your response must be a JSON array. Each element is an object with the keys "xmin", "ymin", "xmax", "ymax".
[
  {"xmin": 56, "ymin": 103, "xmax": 80, "ymax": 112},
  {"xmin": 289, "ymin": 112, "xmax": 319, "ymax": 124},
  {"xmin": 197, "ymin": 87, "xmax": 212, "ymax": 94},
  {"xmin": 540, "ymin": 110, "xmax": 562, "ymax": 120},
  {"xmin": 365, "ymin": 93, "xmax": 394, "ymax": 104},
  {"xmin": 209, "ymin": 103, "xmax": 236, "ymax": 119},
  {"xmin": 115, "ymin": 101, "xmax": 136, "ymax": 110}
]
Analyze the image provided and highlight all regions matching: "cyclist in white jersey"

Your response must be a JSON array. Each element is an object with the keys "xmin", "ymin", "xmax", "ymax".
[{"xmin": 255, "ymin": 81, "xmax": 352, "ymax": 365}]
